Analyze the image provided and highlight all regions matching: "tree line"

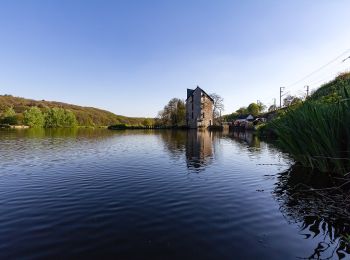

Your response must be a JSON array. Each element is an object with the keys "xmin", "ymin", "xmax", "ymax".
[
  {"xmin": 0, "ymin": 95, "xmax": 153, "ymax": 127},
  {"xmin": 0, "ymin": 106, "xmax": 77, "ymax": 128}
]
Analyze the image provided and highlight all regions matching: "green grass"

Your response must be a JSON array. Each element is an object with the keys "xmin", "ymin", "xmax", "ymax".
[{"xmin": 271, "ymin": 80, "xmax": 350, "ymax": 174}]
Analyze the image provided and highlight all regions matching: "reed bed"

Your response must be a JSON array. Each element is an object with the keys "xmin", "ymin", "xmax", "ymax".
[{"xmin": 272, "ymin": 88, "xmax": 350, "ymax": 175}]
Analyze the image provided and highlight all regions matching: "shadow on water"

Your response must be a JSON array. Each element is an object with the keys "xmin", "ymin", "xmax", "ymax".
[{"xmin": 274, "ymin": 165, "xmax": 350, "ymax": 259}]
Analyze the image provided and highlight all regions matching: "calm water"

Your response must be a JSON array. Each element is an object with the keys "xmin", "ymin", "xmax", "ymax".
[{"xmin": 0, "ymin": 128, "xmax": 349, "ymax": 259}]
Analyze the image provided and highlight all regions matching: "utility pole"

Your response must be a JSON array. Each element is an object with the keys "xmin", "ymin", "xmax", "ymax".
[
  {"xmin": 305, "ymin": 85, "xmax": 309, "ymax": 98},
  {"xmin": 280, "ymin": 87, "xmax": 285, "ymax": 108}
]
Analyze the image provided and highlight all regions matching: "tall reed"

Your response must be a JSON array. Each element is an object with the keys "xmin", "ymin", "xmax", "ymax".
[{"xmin": 272, "ymin": 88, "xmax": 350, "ymax": 175}]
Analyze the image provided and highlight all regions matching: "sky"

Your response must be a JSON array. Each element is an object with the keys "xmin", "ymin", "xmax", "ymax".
[{"xmin": 0, "ymin": 0, "xmax": 350, "ymax": 117}]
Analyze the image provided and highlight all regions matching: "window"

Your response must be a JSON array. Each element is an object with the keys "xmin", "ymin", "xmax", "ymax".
[
  {"xmin": 202, "ymin": 112, "xmax": 205, "ymax": 119},
  {"xmin": 191, "ymin": 112, "xmax": 193, "ymax": 119}
]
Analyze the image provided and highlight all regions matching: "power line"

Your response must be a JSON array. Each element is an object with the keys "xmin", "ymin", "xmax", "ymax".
[
  {"xmin": 285, "ymin": 48, "xmax": 350, "ymax": 88},
  {"xmin": 342, "ymin": 56, "xmax": 350, "ymax": 62}
]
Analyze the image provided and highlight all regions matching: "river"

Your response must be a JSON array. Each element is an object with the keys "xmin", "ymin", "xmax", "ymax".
[{"xmin": 0, "ymin": 128, "xmax": 348, "ymax": 259}]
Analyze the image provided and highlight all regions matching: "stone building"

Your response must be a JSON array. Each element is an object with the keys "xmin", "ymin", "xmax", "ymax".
[{"xmin": 186, "ymin": 86, "xmax": 214, "ymax": 128}]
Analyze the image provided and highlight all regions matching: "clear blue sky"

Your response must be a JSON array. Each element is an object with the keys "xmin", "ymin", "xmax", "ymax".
[{"xmin": 1, "ymin": 0, "xmax": 350, "ymax": 117}]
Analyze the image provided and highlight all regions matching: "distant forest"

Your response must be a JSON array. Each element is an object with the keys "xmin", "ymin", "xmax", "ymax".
[{"xmin": 0, "ymin": 95, "xmax": 154, "ymax": 127}]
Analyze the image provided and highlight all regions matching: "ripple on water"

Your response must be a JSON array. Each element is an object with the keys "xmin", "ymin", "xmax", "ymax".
[{"xmin": 0, "ymin": 129, "xmax": 348, "ymax": 259}]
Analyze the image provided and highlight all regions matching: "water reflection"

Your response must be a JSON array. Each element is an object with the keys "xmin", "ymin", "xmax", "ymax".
[
  {"xmin": 159, "ymin": 130, "xmax": 187, "ymax": 159},
  {"xmin": 185, "ymin": 130, "xmax": 213, "ymax": 171},
  {"xmin": 274, "ymin": 165, "xmax": 350, "ymax": 259},
  {"xmin": 0, "ymin": 127, "xmax": 116, "ymax": 139},
  {"xmin": 230, "ymin": 130, "xmax": 261, "ymax": 149}
]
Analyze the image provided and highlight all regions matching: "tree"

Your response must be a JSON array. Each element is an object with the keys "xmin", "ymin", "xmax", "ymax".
[
  {"xmin": 210, "ymin": 93, "xmax": 224, "ymax": 119},
  {"xmin": 283, "ymin": 95, "xmax": 303, "ymax": 107},
  {"xmin": 44, "ymin": 107, "xmax": 77, "ymax": 128},
  {"xmin": 247, "ymin": 103, "xmax": 260, "ymax": 116},
  {"xmin": 257, "ymin": 102, "xmax": 266, "ymax": 113},
  {"xmin": 236, "ymin": 107, "xmax": 248, "ymax": 115},
  {"xmin": 223, "ymin": 112, "xmax": 239, "ymax": 122},
  {"xmin": 142, "ymin": 118, "xmax": 153, "ymax": 127},
  {"xmin": 23, "ymin": 106, "xmax": 45, "ymax": 127},
  {"xmin": 158, "ymin": 98, "xmax": 186, "ymax": 127},
  {"xmin": 1, "ymin": 107, "xmax": 17, "ymax": 125},
  {"xmin": 64, "ymin": 110, "xmax": 78, "ymax": 127}
]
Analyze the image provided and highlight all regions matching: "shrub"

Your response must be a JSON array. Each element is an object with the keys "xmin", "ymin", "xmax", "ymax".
[{"xmin": 1, "ymin": 107, "xmax": 17, "ymax": 125}]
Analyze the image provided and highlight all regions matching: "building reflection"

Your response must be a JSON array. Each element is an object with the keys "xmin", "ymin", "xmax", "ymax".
[
  {"xmin": 186, "ymin": 130, "xmax": 213, "ymax": 171},
  {"xmin": 230, "ymin": 130, "xmax": 260, "ymax": 149}
]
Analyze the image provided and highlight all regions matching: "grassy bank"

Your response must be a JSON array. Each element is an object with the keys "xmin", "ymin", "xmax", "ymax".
[{"xmin": 262, "ymin": 72, "xmax": 350, "ymax": 175}]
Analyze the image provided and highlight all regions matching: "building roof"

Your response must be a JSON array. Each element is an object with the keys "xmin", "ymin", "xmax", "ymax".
[{"xmin": 186, "ymin": 86, "xmax": 214, "ymax": 102}]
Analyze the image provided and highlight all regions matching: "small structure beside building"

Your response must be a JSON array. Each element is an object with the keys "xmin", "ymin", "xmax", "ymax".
[{"xmin": 186, "ymin": 86, "xmax": 214, "ymax": 129}]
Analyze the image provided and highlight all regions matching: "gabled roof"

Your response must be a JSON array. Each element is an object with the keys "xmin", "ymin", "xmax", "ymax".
[{"xmin": 186, "ymin": 86, "xmax": 214, "ymax": 102}]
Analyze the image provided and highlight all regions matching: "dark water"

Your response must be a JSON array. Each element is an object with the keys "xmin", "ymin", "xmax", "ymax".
[{"xmin": 0, "ymin": 128, "xmax": 349, "ymax": 259}]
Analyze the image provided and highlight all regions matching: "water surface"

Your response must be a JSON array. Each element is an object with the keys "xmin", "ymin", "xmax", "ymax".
[{"xmin": 0, "ymin": 129, "xmax": 348, "ymax": 259}]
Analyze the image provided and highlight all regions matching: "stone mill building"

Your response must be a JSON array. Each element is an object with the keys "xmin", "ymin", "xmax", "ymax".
[{"xmin": 186, "ymin": 86, "xmax": 214, "ymax": 128}]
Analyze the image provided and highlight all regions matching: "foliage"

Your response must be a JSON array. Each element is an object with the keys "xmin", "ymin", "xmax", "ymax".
[
  {"xmin": 236, "ymin": 102, "xmax": 265, "ymax": 116},
  {"xmin": 223, "ymin": 112, "xmax": 239, "ymax": 122},
  {"xmin": 0, "ymin": 107, "xmax": 17, "ymax": 125},
  {"xmin": 283, "ymin": 95, "xmax": 303, "ymax": 107},
  {"xmin": 23, "ymin": 106, "xmax": 45, "ymax": 127},
  {"xmin": 142, "ymin": 118, "xmax": 153, "ymax": 127},
  {"xmin": 236, "ymin": 107, "xmax": 248, "ymax": 115},
  {"xmin": 257, "ymin": 102, "xmax": 266, "ymax": 113},
  {"xmin": 309, "ymin": 71, "xmax": 350, "ymax": 101},
  {"xmin": 44, "ymin": 108, "xmax": 77, "ymax": 128},
  {"xmin": 0, "ymin": 95, "xmax": 153, "ymax": 126},
  {"xmin": 247, "ymin": 103, "xmax": 260, "ymax": 116},
  {"xmin": 271, "ymin": 86, "xmax": 350, "ymax": 174},
  {"xmin": 157, "ymin": 98, "xmax": 186, "ymax": 127},
  {"xmin": 268, "ymin": 104, "xmax": 277, "ymax": 112}
]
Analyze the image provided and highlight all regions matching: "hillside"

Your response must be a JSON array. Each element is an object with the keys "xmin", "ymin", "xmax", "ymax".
[
  {"xmin": 0, "ymin": 95, "xmax": 153, "ymax": 126},
  {"xmin": 309, "ymin": 71, "xmax": 350, "ymax": 101}
]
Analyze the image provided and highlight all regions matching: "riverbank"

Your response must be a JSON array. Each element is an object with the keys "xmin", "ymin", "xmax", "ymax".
[
  {"xmin": 0, "ymin": 124, "xmax": 29, "ymax": 129},
  {"xmin": 256, "ymin": 72, "xmax": 350, "ymax": 175}
]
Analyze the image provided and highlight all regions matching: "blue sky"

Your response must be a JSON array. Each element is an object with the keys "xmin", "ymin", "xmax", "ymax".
[{"xmin": 1, "ymin": 0, "xmax": 350, "ymax": 117}]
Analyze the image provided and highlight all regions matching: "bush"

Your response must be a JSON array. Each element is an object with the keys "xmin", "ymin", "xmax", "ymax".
[{"xmin": 1, "ymin": 107, "xmax": 17, "ymax": 125}]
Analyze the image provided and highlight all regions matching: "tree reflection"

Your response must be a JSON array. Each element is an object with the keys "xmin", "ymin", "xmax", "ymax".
[
  {"xmin": 274, "ymin": 165, "xmax": 350, "ymax": 259},
  {"xmin": 186, "ymin": 130, "xmax": 213, "ymax": 171},
  {"xmin": 228, "ymin": 130, "xmax": 261, "ymax": 149}
]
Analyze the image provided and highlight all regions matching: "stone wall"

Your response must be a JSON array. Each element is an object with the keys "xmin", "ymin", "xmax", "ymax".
[{"xmin": 186, "ymin": 88, "xmax": 213, "ymax": 128}]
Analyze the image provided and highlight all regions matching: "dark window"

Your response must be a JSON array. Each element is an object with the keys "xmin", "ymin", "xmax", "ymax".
[
  {"xmin": 202, "ymin": 113, "xmax": 205, "ymax": 119},
  {"xmin": 191, "ymin": 112, "xmax": 193, "ymax": 119}
]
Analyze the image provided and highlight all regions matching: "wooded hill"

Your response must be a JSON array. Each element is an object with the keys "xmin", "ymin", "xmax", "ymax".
[{"xmin": 0, "ymin": 95, "xmax": 153, "ymax": 126}]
